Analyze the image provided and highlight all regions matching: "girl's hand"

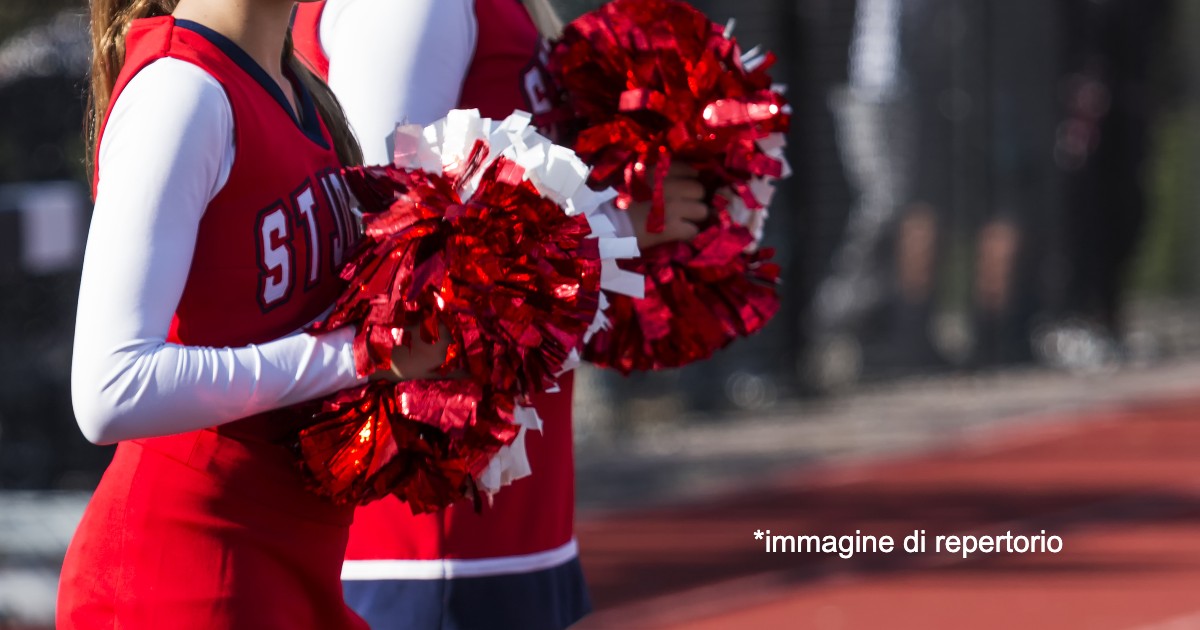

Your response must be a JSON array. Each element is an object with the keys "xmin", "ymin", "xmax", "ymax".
[
  {"xmin": 628, "ymin": 164, "xmax": 711, "ymax": 249},
  {"xmin": 369, "ymin": 326, "xmax": 453, "ymax": 382}
]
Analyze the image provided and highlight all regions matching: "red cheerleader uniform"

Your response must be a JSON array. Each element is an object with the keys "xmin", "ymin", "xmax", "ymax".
[
  {"xmin": 57, "ymin": 16, "xmax": 366, "ymax": 629},
  {"xmin": 293, "ymin": 2, "xmax": 591, "ymax": 629}
]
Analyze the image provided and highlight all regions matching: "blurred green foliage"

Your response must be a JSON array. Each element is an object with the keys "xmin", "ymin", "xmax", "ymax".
[
  {"xmin": 1130, "ymin": 0, "xmax": 1200, "ymax": 297},
  {"xmin": 1132, "ymin": 111, "xmax": 1199, "ymax": 296}
]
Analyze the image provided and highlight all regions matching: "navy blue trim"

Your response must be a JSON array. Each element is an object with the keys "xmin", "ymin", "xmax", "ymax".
[
  {"xmin": 174, "ymin": 19, "xmax": 329, "ymax": 149},
  {"xmin": 342, "ymin": 557, "xmax": 592, "ymax": 630}
]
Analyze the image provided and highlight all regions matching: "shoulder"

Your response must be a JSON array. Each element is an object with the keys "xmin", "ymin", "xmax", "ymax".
[
  {"xmin": 125, "ymin": 57, "xmax": 228, "ymax": 101},
  {"xmin": 320, "ymin": 0, "xmax": 479, "ymax": 53},
  {"xmin": 320, "ymin": 0, "xmax": 479, "ymax": 72},
  {"xmin": 104, "ymin": 58, "xmax": 232, "ymax": 151},
  {"xmin": 323, "ymin": 0, "xmax": 477, "ymax": 27},
  {"xmin": 100, "ymin": 58, "xmax": 234, "ymax": 191}
]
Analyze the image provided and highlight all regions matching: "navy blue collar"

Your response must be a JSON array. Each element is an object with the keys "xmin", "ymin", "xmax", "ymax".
[{"xmin": 175, "ymin": 19, "xmax": 329, "ymax": 150}]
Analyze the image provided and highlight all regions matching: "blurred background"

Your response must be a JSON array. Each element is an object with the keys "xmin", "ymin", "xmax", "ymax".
[{"xmin": 3, "ymin": 0, "xmax": 1200, "ymax": 628}]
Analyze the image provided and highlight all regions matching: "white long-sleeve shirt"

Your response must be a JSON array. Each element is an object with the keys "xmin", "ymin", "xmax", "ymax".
[
  {"xmin": 72, "ymin": 58, "xmax": 364, "ymax": 445},
  {"xmin": 322, "ymin": 0, "xmax": 478, "ymax": 164},
  {"xmin": 318, "ymin": 0, "xmax": 635, "ymax": 237}
]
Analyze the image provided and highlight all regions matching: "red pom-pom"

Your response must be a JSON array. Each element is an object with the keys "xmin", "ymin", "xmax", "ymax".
[
  {"xmin": 546, "ymin": 0, "xmax": 789, "ymax": 372},
  {"xmin": 312, "ymin": 158, "xmax": 601, "ymax": 398},
  {"xmin": 295, "ymin": 111, "xmax": 621, "ymax": 508},
  {"xmin": 545, "ymin": 0, "xmax": 790, "ymax": 230}
]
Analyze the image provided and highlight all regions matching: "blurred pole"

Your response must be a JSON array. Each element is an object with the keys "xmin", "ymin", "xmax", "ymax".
[
  {"xmin": 972, "ymin": 0, "xmax": 1058, "ymax": 365},
  {"xmin": 783, "ymin": 0, "xmax": 859, "ymax": 393}
]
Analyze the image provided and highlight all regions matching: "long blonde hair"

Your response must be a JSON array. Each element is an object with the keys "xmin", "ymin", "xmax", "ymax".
[
  {"xmin": 521, "ymin": 0, "xmax": 564, "ymax": 39},
  {"xmin": 87, "ymin": 0, "xmax": 361, "ymax": 180}
]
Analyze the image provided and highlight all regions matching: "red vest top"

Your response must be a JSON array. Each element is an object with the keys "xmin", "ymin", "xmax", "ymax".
[
  {"xmin": 101, "ymin": 16, "xmax": 357, "ymax": 353},
  {"xmin": 99, "ymin": 16, "xmax": 360, "ymax": 522}
]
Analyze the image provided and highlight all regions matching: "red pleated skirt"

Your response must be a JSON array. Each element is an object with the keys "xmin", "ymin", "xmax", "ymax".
[{"xmin": 57, "ymin": 423, "xmax": 368, "ymax": 630}]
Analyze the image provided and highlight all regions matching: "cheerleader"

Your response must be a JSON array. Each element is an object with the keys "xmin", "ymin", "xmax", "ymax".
[
  {"xmin": 292, "ymin": 1, "xmax": 709, "ymax": 628},
  {"xmin": 58, "ymin": 0, "xmax": 447, "ymax": 627}
]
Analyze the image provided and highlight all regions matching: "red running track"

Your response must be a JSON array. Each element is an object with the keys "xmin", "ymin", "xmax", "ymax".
[{"xmin": 575, "ymin": 396, "xmax": 1200, "ymax": 629}]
